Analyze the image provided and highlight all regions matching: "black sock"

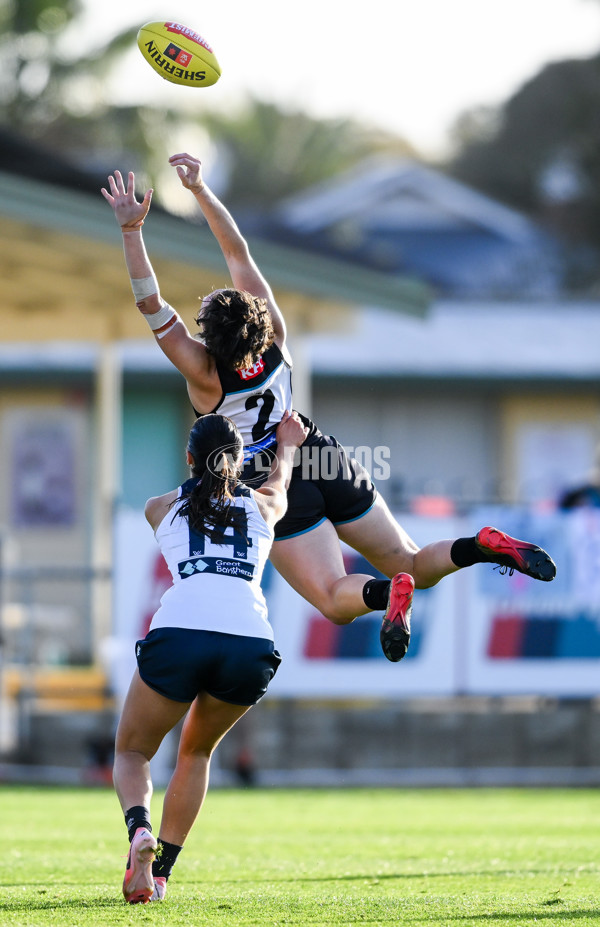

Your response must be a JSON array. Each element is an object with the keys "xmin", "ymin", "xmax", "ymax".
[
  {"xmin": 124, "ymin": 806, "xmax": 152, "ymax": 843},
  {"xmin": 153, "ymin": 840, "xmax": 183, "ymax": 881},
  {"xmin": 362, "ymin": 578, "xmax": 390, "ymax": 611},
  {"xmin": 450, "ymin": 537, "xmax": 489, "ymax": 568}
]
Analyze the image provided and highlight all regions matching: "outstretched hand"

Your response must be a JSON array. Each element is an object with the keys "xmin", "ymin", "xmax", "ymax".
[
  {"xmin": 276, "ymin": 410, "xmax": 308, "ymax": 449},
  {"xmin": 101, "ymin": 170, "xmax": 153, "ymax": 231},
  {"xmin": 169, "ymin": 152, "xmax": 205, "ymax": 194}
]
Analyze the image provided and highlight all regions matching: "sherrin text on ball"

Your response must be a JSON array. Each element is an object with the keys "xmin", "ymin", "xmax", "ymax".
[{"xmin": 137, "ymin": 21, "xmax": 221, "ymax": 87}]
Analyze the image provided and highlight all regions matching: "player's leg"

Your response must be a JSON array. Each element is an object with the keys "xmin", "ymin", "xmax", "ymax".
[
  {"xmin": 336, "ymin": 496, "xmax": 556, "ymax": 586},
  {"xmin": 302, "ymin": 437, "xmax": 458, "ymax": 589},
  {"xmin": 150, "ymin": 634, "xmax": 280, "ymax": 900},
  {"xmin": 270, "ymin": 518, "xmax": 385, "ymax": 623},
  {"xmin": 114, "ymin": 671, "xmax": 191, "ymax": 903},
  {"xmin": 272, "ymin": 521, "xmax": 415, "ymax": 661},
  {"xmin": 114, "ymin": 671, "xmax": 191, "ymax": 812},
  {"xmin": 335, "ymin": 494, "xmax": 458, "ymax": 589},
  {"xmin": 316, "ymin": 436, "xmax": 555, "ymax": 586},
  {"xmin": 157, "ymin": 692, "xmax": 251, "ymax": 848},
  {"xmin": 149, "ymin": 695, "xmax": 250, "ymax": 901}
]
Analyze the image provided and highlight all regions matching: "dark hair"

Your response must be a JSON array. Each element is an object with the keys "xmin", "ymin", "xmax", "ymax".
[
  {"xmin": 195, "ymin": 288, "xmax": 274, "ymax": 370},
  {"xmin": 175, "ymin": 414, "xmax": 245, "ymax": 539}
]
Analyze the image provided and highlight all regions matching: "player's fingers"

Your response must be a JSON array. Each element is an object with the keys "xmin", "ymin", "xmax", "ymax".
[
  {"xmin": 100, "ymin": 188, "xmax": 114, "ymax": 204},
  {"xmin": 172, "ymin": 159, "xmax": 200, "ymax": 177},
  {"xmin": 126, "ymin": 171, "xmax": 136, "ymax": 197},
  {"xmin": 169, "ymin": 152, "xmax": 199, "ymax": 164},
  {"xmin": 114, "ymin": 169, "xmax": 126, "ymax": 194}
]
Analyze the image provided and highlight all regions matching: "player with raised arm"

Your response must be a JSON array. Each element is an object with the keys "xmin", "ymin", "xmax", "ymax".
[
  {"xmin": 102, "ymin": 158, "xmax": 556, "ymax": 664},
  {"xmin": 115, "ymin": 409, "xmax": 308, "ymax": 903}
]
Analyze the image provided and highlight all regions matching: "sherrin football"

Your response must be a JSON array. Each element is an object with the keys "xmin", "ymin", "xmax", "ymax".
[{"xmin": 137, "ymin": 21, "xmax": 221, "ymax": 87}]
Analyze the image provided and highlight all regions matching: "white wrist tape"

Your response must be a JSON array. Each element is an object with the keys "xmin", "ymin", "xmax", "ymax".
[
  {"xmin": 130, "ymin": 273, "xmax": 159, "ymax": 301},
  {"xmin": 142, "ymin": 301, "xmax": 179, "ymax": 338}
]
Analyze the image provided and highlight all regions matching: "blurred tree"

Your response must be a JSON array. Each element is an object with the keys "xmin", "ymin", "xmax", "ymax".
[
  {"xmin": 200, "ymin": 99, "xmax": 416, "ymax": 208},
  {"xmin": 0, "ymin": 0, "xmax": 163, "ymax": 183},
  {"xmin": 0, "ymin": 0, "xmax": 414, "ymax": 209},
  {"xmin": 0, "ymin": 0, "xmax": 134, "ymax": 131},
  {"xmin": 448, "ymin": 53, "xmax": 600, "ymax": 288}
]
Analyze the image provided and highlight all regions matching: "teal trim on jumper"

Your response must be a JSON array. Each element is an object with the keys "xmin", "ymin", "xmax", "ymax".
[
  {"xmin": 274, "ymin": 515, "xmax": 328, "ymax": 541},
  {"xmin": 331, "ymin": 497, "xmax": 377, "ymax": 526}
]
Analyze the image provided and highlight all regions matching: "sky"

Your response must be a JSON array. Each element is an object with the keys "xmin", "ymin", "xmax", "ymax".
[{"xmin": 78, "ymin": 0, "xmax": 600, "ymax": 158}]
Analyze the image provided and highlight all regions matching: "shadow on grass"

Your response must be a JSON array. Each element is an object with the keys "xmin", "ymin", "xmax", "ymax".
[
  {"xmin": 0, "ymin": 898, "xmax": 598, "ymax": 924},
  {"xmin": 212, "ymin": 865, "xmax": 597, "ymax": 885},
  {"xmin": 442, "ymin": 912, "xmax": 598, "ymax": 923},
  {"xmin": 0, "ymin": 897, "xmax": 123, "ymax": 913},
  {"xmin": 0, "ymin": 892, "xmax": 598, "ymax": 924}
]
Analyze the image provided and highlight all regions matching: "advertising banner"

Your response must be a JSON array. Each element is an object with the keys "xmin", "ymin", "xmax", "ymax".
[
  {"xmin": 461, "ymin": 506, "xmax": 600, "ymax": 696},
  {"xmin": 111, "ymin": 508, "xmax": 600, "ymax": 699}
]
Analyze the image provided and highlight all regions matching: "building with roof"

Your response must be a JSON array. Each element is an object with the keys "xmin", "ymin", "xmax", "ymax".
[
  {"xmin": 250, "ymin": 155, "xmax": 600, "ymax": 511},
  {"xmin": 2, "ymin": 134, "xmax": 600, "ymax": 778},
  {"xmin": 272, "ymin": 155, "xmax": 564, "ymax": 298},
  {"xmin": 0, "ymin": 129, "xmax": 428, "ymax": 670},
  {"xmin": 1, "ymin": 132, "xmax": 600, "ymax": 666}
]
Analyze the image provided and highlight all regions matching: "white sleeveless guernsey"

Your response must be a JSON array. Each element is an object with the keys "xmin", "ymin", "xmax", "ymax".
[{"xmin": 150, "ymin": 483, "xmax": 274, "ymax": 641}]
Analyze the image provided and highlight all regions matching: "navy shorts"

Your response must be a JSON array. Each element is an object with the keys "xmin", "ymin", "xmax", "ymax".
[
  {"xmin": 243, "ymin": 424, "xmax": 377, "ymax": 541},
  {"xmin": 136, "ymin": 627, "xmax": 282, "ymax": 705}
]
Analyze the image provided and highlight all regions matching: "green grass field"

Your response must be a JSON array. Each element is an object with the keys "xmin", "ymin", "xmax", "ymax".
[{"xmin": 1, "ymin": 785, "xmax": 598, "ymax": 926}]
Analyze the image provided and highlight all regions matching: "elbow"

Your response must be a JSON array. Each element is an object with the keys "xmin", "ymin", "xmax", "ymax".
[
  {"xmin": 136, "ymin": 294, "xmax": 162, "ymax": 314},
  {"xmin": 225, "ymin": 241, "xmax": 251, "ymax": 265},
  {"xmin": 273, "ymin": 499, "xmax": 288, "ymax": 525}
]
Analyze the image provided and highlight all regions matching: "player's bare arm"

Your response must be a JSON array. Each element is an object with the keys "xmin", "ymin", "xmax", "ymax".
[
  {"xmin": 254, "ymin": 411, "xmax": 308, "ymax": 526},
  {"xmin": 169, "ymin": 152, "xmax": 290, "ymax": 358},
  {"xmin": 101, "ymin": 169, "xmax": 221, "ymax": 408},
  {"xmin": 144, "ymin": 489, "xmax": 178, "ymax": 533}
]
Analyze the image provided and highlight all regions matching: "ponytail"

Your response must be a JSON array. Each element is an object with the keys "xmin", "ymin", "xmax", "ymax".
[{"xmin": 174, "ymin": 414, "xmax": 245, "ymax": 540}]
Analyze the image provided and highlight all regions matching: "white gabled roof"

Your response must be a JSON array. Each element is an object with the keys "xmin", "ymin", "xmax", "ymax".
[{"xmin": 278, "ymin": 156, "xmax": 544, "ymax": 244}]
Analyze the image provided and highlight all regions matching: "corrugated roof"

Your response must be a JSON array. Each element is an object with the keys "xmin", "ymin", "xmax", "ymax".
[
  {"xmin": 4, "ymin": 301, "xmax": 598, "ymax": 383},
  {"xmin": 309, "ymin": 301, "xmax": 600, "ymax": 381},
  {"xmin": 0, "ymin": 170, "xmax": 430, "ymax": 317}
]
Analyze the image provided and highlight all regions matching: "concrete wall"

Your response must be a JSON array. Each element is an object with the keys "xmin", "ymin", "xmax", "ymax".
[
  {"xmin": 219, "ymin": 697, "xmax": 600, "ymax": 787},
  {"xmin": 7, "ymin": 697, "xmax": 600, "ymax": 787}
]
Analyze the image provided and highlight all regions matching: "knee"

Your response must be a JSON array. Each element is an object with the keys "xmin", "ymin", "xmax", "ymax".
[
  {"xmin": 329, "ymin": 614, "xmax": 355, "ymax": 626},
  {"xmin": 414, "ymin": 578, "xmax": 438, "ymax": 591},
  {"xmin": 319, "ymin": 603, "xmax": 356, "ymax": 626},
  {"xmin": 178, "ymin": 744, "xmax": 213, "ymax": 762},
  {"xmin": 394, "ymin": 547, "xmax": 418, "ymax": 572},
  {"xmin": 114, "ymin": 745, "xmax": 154, "ymax": 763}
]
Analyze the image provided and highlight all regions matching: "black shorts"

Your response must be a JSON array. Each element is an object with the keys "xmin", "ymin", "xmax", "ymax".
[
  {"xmin": 242, "ymin": 421, "xmax": 377, "ymax": 541},
  {"xmin": 136, "ymin": 627, "xmax": 281, "ymax": 705}
]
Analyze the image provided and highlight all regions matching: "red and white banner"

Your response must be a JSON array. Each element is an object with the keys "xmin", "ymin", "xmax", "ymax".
[{"xmin": 110, "ymin": 508, "xmax": 600, "ymax": 699}]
